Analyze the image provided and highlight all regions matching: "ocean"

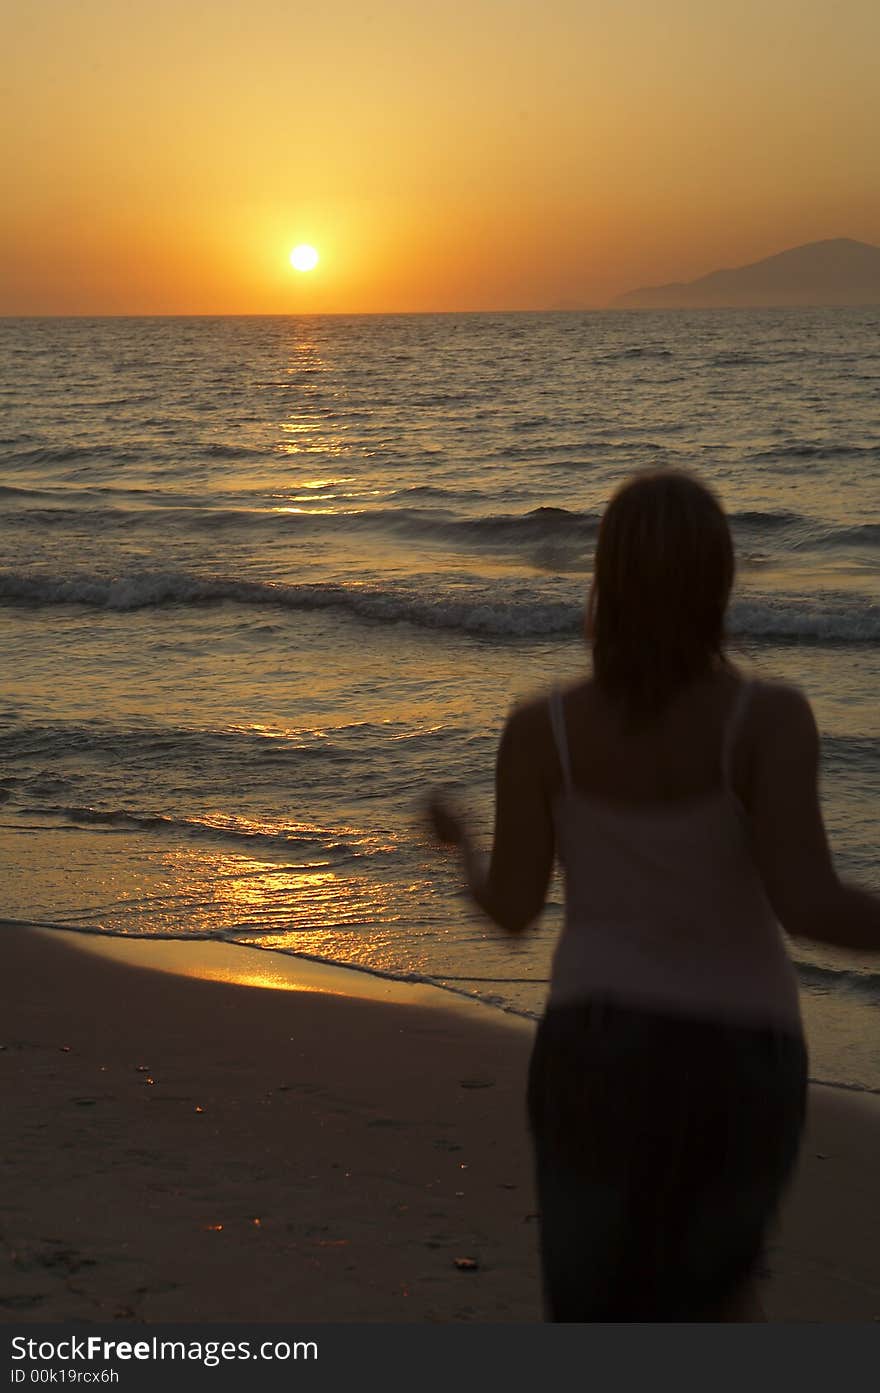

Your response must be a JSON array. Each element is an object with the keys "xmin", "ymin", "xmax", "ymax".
[{"xmin": 1, "ymin": 310, "xmax": 878, "ymax": 1091}]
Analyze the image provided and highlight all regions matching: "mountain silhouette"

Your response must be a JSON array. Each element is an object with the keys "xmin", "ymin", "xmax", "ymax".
[{"xmin": 611, "ymin": 238, "xmax": 880, "ymax": 308}]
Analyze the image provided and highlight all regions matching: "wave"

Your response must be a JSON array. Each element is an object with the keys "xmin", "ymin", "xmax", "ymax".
[
  {"xmin": 597, "ymin": 346, "xmax": 673, "ymax": 360},
  {"xmin": 710, "ymin": 352, "xmax": 768, "ymax": 366},
  {"xmin": 193, "ymin": 502, "xmax": 601, "ymax": 547},
  {"xmin": 732, "ymin": 508, "xmax": 804, "ymax": 531},
  {"xmin": 6, "ymin": 456, "xmax": 869, "ymax": 558},
  {"xmin": 203, "ymin": 442, "xmax": 265, "ymax": 459},
  {"xmin": 0, "ymin": 715, "xmax": 466, "ymax": 769},
  {"xmin": 750, "ymin": 442, "xmax": 880, "ymax": 463},
  {"xmin": 542, "ymin": 440, "xmax": 679, "ymax": 462},
  {"xmin": 10, "ymin": 495, "xmax": 869, "ymax": 560},
  {"xmin": 0, "ymin": 484, "xmax": 57, "ymax": 499},
  {"xmin": 731, "ymin": 594, "xmax": 880, "ymax": 642},
  {"xmin": 2, "ymin": 499, "xmax": 601, "ymax": 542},
  {"xmin": 388, "ymin": 485, "xmax": 463, "ymax": 501},
  {"xmin": 818, "ymin": 522, "xmax": 880, "ymax": 550},
  {"xmin": 0, "ymin": 568, "xmax": 580, "ymax": 633},
  {"xmin": 727, "ymin": 510, "xmax": 875, "ymax": 553},
  {"xmin": 451, "ymin": 506, "xmax": 599, "ymax": 543},
  {"xmin": 793, "ymin": 957, "xmax": 880, "ymax": 1004},
  {"xmin": 809, "ymin": 1079, "xmax": 880, "ymax": 1097},
  {"xmin": 11, "ymin": 803, "xmax": 374, "ymax": 859},
  {"xmin": 1, "ymin": 567, "xmax": 878, "ymax": 641},
  {"xmin": 1, "ymin": 717, "xmax": 870, "ymax": 775},
  {"xmin": 2, "ymin": 443, "xmax": 142, "ymax": 470}
]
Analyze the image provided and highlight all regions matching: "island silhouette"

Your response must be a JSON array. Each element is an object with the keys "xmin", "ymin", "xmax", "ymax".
[{"xmin": 612, "ymin": 237, "xmax": 880, "ymax": 308}]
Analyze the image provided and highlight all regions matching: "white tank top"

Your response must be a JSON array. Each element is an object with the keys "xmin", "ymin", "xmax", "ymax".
[{"xmin": 547, "ymin": 681, "xmax": 802, "ymax": 1031}]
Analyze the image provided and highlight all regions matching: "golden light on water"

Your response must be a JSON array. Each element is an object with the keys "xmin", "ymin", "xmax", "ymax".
[{"xmin": 289, "ymin": 244, "xmax": 319, "ymax": 272}]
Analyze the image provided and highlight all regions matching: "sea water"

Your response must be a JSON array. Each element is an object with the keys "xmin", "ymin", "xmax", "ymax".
[{"xmin": 0, "ymin": 311, "xmax": 877, "ymax": 1089}]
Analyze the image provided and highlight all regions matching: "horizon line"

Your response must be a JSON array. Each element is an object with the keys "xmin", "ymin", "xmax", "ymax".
[
  {"xmin": 1, "ymin": 306, "xmax": 610, "ymax": 319},
  {"xmin": 4, "ymin": 303, "xmax": 880, "ymax": 320}
]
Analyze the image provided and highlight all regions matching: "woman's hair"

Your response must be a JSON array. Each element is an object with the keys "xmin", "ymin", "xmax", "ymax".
[{"xmin": 589, "ymin": 469, "xmax": 735, "ymax": 720}]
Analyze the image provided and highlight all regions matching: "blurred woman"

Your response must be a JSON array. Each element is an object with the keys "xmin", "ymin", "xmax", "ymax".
[{"xmin": 428, "ymin": 469, "xmax": 879, "ymax": 1321}]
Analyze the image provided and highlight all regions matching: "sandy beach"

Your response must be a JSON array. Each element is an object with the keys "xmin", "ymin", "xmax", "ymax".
[{"xmin": 2, "ymin": 922, "xmax": 878, "ymax": 1323}]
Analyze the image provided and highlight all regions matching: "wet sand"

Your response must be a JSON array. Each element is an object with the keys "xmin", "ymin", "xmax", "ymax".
[{"xmin": 1, "ymin": 923, "xmax": 878, "ymax": 1322}]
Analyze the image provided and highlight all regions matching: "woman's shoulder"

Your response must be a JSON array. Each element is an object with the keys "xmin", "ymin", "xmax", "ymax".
[
  {"xmin": 504, "ymin": 672, "xmax": 815, "ymax": 739},
  {"xmin": 501, "ymin": 680, "xmax": 593, "ymax": 749},
  {"xmin": 744, "ymin": 674, "xmax": 813, "ymax": 720},
  {"xmin": 739, "ymin": 674, "xmax": 818, "ymax": 753},
  {"xmin": 508, "ymin": 678, "xmax": 591, "ymax": 719}
]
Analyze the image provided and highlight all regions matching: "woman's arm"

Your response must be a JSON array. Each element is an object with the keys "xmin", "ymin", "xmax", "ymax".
[
  {"xmin": 428, "ymin": 705, "xmax": 555, "ymax": 934},
  {"xmin": 749, "ymin": 683, "xmax": 880, "ymax": 953}
]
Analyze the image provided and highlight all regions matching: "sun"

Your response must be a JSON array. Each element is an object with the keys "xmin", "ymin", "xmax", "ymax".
[{"xmin": 290, "ymin": 244, "xmax": 319, "ymax": 272}]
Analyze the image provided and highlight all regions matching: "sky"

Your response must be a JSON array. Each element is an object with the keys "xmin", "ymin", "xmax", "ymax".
[{"xmin": 2, "ymin": 0, "xmax": 879, "ymax": 314}]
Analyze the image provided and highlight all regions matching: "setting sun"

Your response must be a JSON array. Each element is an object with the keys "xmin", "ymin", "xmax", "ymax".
[{"xmin": 290, "ymin": 244, "xmax": 319, "ymax": 272}]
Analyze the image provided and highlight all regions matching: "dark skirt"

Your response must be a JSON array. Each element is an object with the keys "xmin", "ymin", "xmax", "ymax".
[{"xmin": 527, "ymin": 998, "xmax": 808, "ymax": 1322}]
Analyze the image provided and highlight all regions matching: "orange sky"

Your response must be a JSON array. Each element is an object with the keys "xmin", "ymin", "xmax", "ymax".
[{"xmin": 3, "ymin": 0, "xmax": 879, "ymax": 314}]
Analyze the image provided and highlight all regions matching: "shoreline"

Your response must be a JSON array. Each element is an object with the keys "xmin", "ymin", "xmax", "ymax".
[
  {"xmin": 7, "ymin": 919, "xmax": 877, "ymax": 1099},
  {"xmin": 14, "ymin": 921, "xmax": 532, "ymax": 1032},
  {"xmin": 2, "ymin": 922, "xmax": 879, "ymax": 1321}
]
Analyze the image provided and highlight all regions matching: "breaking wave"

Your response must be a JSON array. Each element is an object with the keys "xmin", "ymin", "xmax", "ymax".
[{"xmin": 0, "ymin": 567, "xmax": 877, "ymax": 641}]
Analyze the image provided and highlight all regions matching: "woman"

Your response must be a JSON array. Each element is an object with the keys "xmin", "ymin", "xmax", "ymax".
[{"xmin": 427, "ymin": 469, "xmax": 879, "ymax": 1322}]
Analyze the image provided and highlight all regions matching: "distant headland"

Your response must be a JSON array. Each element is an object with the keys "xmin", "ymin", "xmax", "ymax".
[{"xmin": 611, "ymin": 238, "xmax": 880, "ymax": 309}]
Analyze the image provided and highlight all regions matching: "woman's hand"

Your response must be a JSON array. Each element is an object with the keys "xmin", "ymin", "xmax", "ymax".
[
  {"xmin": 423, "ymin": 705, "xmax": 554, "ymax": 936},
  {"xmin": 425, "ymin": 793, "xmax": 467, "ymax": 847}
]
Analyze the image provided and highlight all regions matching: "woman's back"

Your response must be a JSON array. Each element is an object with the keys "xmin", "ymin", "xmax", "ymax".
[
  {"xmin": 545, "ymin": 669, "xmax": 803, "ymax": 1030},
  {"xmin": 547, "ymin": 666, "xmax": 750, "ymax": 807}
]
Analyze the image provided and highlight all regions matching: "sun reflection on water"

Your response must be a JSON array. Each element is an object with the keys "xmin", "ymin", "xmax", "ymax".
[
  {"xmin": 103, "ymin": 840, "xmax": 420, "ymax": 976},
  {"xmin": 271, "ymin": 505, "xmax": 346, "ymax": 515}
]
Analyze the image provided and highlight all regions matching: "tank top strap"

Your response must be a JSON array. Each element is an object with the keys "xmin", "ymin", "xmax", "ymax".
[
  {"xmin": 548, "ymin": 688, "xmax": 574, "ymax": 791},
  {"xmin": 721, "ymin": 678, "xmax": 755, "ymax": 787}
]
